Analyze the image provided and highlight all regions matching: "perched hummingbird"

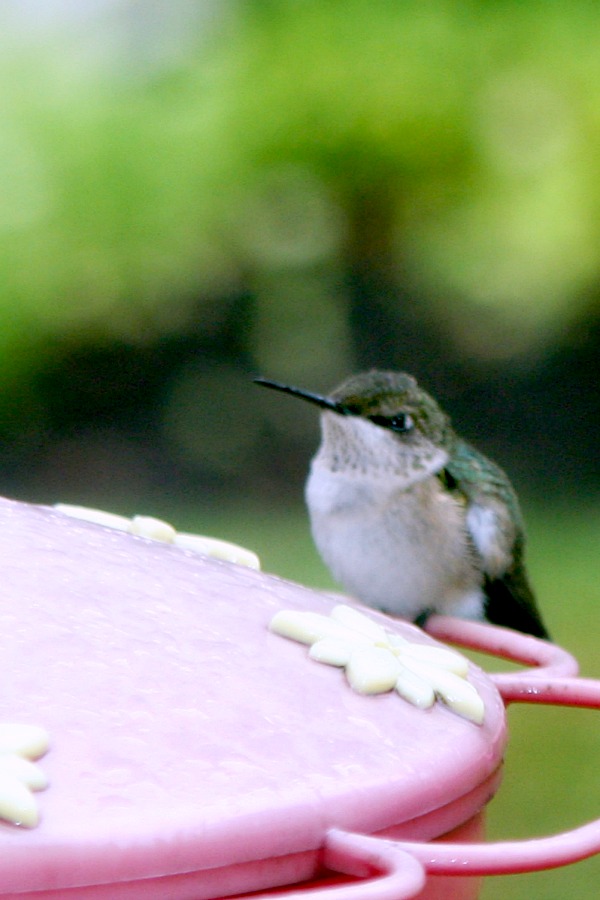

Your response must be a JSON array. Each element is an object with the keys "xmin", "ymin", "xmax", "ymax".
[{"xmin": 256, "ymin": 370, "xmax": 549, "ymax": 639}]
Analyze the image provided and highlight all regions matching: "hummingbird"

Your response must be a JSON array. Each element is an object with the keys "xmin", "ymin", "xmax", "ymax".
[{"xmin": 255, "ymin": 370, "xmax": 549, "ymax": 639}]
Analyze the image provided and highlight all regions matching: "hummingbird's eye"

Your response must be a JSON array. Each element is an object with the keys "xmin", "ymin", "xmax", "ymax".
[{"xmin": 369, "ymin": 412, "xmax": 414, "ymax": 433}]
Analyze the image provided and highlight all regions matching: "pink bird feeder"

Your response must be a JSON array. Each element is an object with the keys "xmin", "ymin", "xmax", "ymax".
[{"xmin": 0, "ymin": 496, "xmax": 598, "ymax": 899}]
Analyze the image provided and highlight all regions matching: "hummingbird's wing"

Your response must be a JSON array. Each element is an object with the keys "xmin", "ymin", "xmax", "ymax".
[{"xmin": 442, "ymin": 440, "xmax": 549, "ymax": 639}]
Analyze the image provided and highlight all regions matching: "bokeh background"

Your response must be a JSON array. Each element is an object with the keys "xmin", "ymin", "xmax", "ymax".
[{"xmin": 1, "ymin": 1, "xmax": 599, "ymax": 895}]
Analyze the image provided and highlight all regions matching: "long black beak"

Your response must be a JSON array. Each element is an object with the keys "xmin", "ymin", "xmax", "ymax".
[{"xmin": 254, "ymin": 377, "xmax": 345, "ymax": 414}]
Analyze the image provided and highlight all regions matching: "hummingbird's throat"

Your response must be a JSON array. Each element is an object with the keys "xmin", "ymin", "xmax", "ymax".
[{"xmin": 318, "ymin": 412, "xmax": 449, "ymax": 484}]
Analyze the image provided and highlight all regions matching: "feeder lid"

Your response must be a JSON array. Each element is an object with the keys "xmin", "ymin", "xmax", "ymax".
[{"xmin": 0, "ymin": 497, "xmax": 506, "ymax": 897}]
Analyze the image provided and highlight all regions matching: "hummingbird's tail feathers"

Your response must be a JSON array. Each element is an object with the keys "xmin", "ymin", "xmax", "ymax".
[
  {"xmin": 483, "ymin": 572, "xmax": 550, "ymax": 640},
  {"xmin": 414, "ymin": 608, "xmax": 434, "ymax": 630}
]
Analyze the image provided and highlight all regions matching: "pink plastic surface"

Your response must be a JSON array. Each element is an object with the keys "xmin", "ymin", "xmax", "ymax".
[
  {"xmin": 1, "ymin": 496, "xmax": 599, "ymax": 900},
  {"xmin": 0, "ymin": 498, "xmax": 505, "ymax": 898},
  {"xmin": 238, "ymin": 617, "xmax": 600, "ymax": 898}
]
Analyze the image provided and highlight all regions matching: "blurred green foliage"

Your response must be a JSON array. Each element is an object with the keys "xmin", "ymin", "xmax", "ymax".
[
  {"xmin": 3, "ymin": 1, "xmax": 600, "ymax": 352},
  {"xmin": 0, "ymin": 0, "xmax": 599, "ymax": 504}
]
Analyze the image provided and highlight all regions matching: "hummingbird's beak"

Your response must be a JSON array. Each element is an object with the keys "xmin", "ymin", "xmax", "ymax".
[{"xmin": 254, "ymin": 377, "xmax": 344, "ymax": 414}]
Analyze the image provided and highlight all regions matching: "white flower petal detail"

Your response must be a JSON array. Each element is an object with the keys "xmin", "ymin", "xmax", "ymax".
[
  {"xmin": 309, "ymin": 638, "xmax": 352, "ymax": 667},
  {"xmin": 54, "ymin": 504, "xmax": 132, "ymax": 532},
  {"xmin": 270, "ymin": 610, "xmax": 372, "ymax": 647},
  {"xmin": 269, "ymin": 604, "xmax": 485, "ymax": 724},
  {"xmin": 0, "ymin": 725, "xmax": 50, "ymax": 828},
  {"xmin": 174, "ymin": 534, "xmax": 261, "ymax": 570},
  {"xmin": 0, "ymin": 724, "xmax": 50, "ymax": 758},
  {"xmin": 395, "ymin": 665, "xmax": 436, "ymax": 709},
  {"xmin": 346, "ymin": 646, "xmax": 401, "ymax": 694},
  {"xmin": 399, "ymin": 643, "xmax": 469, "ymax": 676},
  {"xmin": 131, "ymin": 515, "xmax": 177, "ymax": 543},
  {"xmin": 400, "ymin": 657, "xmax": 485, "ymax": 724},
  {"xmin": 386, "ymin": 633, "xmax": 410, "ymax": 649},
  {"xmin": 0, "ymin": 773, "xmax": 40, "ymax": 828},
  {"xmin": 438, "ymin": 677, "xmax": 485, "ymax": 725},
  {"xmin": 54, "ymin": 503, "xmax": 261, "ymax": 569},
  {"xmin": 330, "ymin": 605, "xmax": 389, "ymax": 643},
  {"xmin": 0, "ymin": 756, "xmax": 48, "ymax": 791}
]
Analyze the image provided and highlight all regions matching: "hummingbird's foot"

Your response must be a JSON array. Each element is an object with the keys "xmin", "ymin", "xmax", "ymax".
[{"xmin": 414, "ymin": 608, "xmax": 434, "ymax": 630}]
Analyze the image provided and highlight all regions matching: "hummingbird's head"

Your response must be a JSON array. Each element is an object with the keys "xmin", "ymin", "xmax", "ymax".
[{"xmin": 255, "ymin": 370, "xmax": 455, "ymax": 483}]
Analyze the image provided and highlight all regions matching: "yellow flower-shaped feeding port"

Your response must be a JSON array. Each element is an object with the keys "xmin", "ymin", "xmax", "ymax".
[
  {"xmin": 0, "ymin": 724, "xmax": 50, "ymax": 827},
  {"xmin": 270, "ymin": 604, "xmax": 485, "ymax": 725}
]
